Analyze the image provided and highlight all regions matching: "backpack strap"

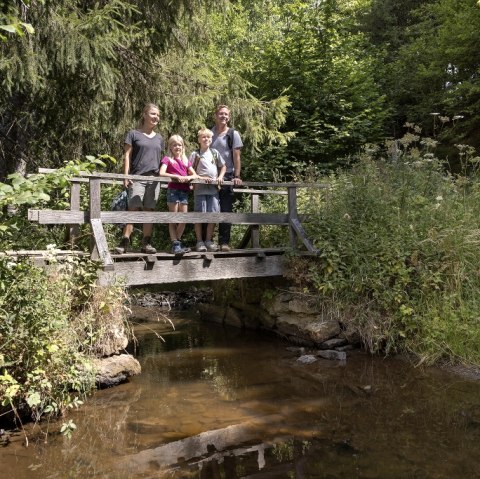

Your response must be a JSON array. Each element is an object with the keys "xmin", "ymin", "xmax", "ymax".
[
  {"xmin": 192, "ymin": 150, "xmax": 201, "ymax": 172},
  {"xmin": 226, "ymin": 128, "xmax": 234, "ymax": 152}
]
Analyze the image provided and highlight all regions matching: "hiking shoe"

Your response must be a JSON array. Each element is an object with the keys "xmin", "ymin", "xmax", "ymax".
[
  {"xmin": 141, "ymin": 237, "xmax": 157, "ymax": 254},
  {"xmin": 196, "ymin": 241, "xmax": 207, "ymax": 252},
  {"xmin": 205, "ymin": 241, "xmax": 218, "ymax": 252},
  {"xmin": 172, "ymin": 240, "xmax": 184, "ymax": 255},
  {"xmin": 220, "ymin": 244, "xmax": 231, "ymax": 252},
  {"xmin": 115, "ymin": 237, "xmax": 129, "ymax": 254}
]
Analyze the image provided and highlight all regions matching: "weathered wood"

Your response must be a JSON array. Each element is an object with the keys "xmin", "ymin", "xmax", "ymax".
[
  {"xmin": 28, "ymin": 209, "xmax": 39, "ymax": 221},
  {"xmin": 97, "ymin": 254, "xmax": 285, "ymax": 286},
  {"xmin": 37, "ymin": 168, "xmax": 329, "ymax": 189},
  {"xmin": 289, "ymin": 218, "xmax": 318, "ymax": 254},
  {"xmin": 250, "ymin": 194, "xmax": 260, "ymax": 248},
  {"xmin": 28, "ymin": 209, "xmax": 88, "ymax": 224},
  {"xmin": 28, "ymin": 210, "xmax": 290, "ymax": 225},
  {"xmin": 69, "ymin": 182, "xmax": 81, "ymax": 246},
  {"xmin": 89, "ymin": 179, "xmax": 102, "ymax": 258},
  {"xmin": 0, "ymin": 250, "xmax": 86, "ymax": 257},
  {"xmin": 90, "ymin": 218, "xmax": 114, "ymax": 270},
  {"xmin": 287, "ymin": 186, "xmax": 298, "ymax": 250}
]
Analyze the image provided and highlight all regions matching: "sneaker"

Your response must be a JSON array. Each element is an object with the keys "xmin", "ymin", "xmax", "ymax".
[
  {"xmin": 196, "ymin": 241, "xmax": 207, "ymax": 252},
  {"xmin": 115, "ymin": 237, "xmax": 129, "ymax": 254},
  {"xmin": 220, "ymin": 244, "xmax": 231, "ymax": 252},
  {"xmin": 172, "ymin": 240, "xmax": 184, "ymax": 255},
  {"xmin": 205, "ymin": 241, "xmax": 218, "ymax": 252}
]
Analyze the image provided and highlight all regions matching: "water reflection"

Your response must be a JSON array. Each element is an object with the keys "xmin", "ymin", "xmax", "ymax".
[{"xmin": 2, "ymin": 310, "xmax": 480, "ymax": 478}]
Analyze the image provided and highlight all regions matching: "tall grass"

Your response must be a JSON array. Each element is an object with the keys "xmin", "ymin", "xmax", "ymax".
[{"xmin": 288, "ymin": 135, "xmax": 480, "ymax": 365}]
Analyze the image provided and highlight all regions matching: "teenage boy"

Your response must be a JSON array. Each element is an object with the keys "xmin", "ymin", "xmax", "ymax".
[{"xmin": 190, "ymin": 128, "xmax": 226, "ymax": 252}]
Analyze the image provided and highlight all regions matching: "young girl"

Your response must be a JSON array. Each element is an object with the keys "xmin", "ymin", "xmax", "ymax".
[{"xmin": 159, "ymin": 135, "xmax": 198, "ymax": 254}]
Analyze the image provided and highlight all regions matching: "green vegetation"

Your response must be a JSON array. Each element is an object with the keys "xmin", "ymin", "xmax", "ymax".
[
  {"xmin": 1, "ymin": 0, "xmax": 480, "ymax": 432},
  {"xmin": 287, "ymin": 131, "xmax": 480, "ymax": 365},
  {"xmin": 0, "ymin": 159, "xmax": 129, "ymax": 434}
]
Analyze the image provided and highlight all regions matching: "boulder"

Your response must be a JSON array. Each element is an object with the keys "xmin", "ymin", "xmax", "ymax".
[
  {"xmin": 276, "ymin": 313, "xmax": 341, "ymax": 345},
  {"xmin": 94, "ymin": 354, "xmax": 141, "ymax": 388}
]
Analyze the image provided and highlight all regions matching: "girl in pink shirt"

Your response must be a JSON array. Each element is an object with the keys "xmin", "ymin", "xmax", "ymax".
[{"xmin": 159, "ymin": 135, "xmax": 198, "ymax": 254}]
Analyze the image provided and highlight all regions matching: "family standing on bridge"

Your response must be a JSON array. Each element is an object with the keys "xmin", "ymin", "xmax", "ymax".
[{"xmin": 115, "ymin": 103, "xmax": 243, "ymax": 255}]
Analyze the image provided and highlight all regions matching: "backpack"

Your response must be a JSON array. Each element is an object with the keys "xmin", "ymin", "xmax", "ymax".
[{"xmin": 192, "ymin": 148, "xmax": 221, "ymax": 172}]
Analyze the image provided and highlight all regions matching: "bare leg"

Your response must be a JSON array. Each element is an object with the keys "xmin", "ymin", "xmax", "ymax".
[
  {"xmin": 195, "ymin": 223, "xmax": 203, "ymax": 241},
  {"xmin": 142, "ymin": 207, "xmax": 154, "ymax": 238},
  {"xmin": 167, "ymin": 202, "xmax": 179, "ymax": 240},
  {"xmin": 205, "ymin": 223, "xmax": 215, "ymax": 242},
  {"xmin": 176, "ymin": 203, "xmax": 187, "ymax": 239}
]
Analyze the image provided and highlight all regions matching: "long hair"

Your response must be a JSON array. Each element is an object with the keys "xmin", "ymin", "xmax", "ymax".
[
  {"xmin": 167, "ymin": 134, "xmax": 188, "ymax": 162},
  {"xmin": 137, "ymin": 103, "xmax": 160, "ymax": 128}
]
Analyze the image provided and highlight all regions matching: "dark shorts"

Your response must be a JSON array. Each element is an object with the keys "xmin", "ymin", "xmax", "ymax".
[{"xmin": 167, "ymin": 188, "xmax": 189, "ymax": 205}]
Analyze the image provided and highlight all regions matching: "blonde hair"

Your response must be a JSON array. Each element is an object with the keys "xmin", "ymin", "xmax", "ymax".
[
  {"xmin": 197, "ymin": 128, "xmax": 213, "ymax": 139},
  {"xmin": 137, "ymin": 103, "xmax": 160, "ymax": 128},
  {"xmin": 167, "ymin": 134, "xmax": 187, "ymax": 160}
]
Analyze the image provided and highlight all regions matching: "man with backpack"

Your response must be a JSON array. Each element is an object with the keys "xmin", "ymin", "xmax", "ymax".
[{"xmin": 211, "ymin": 104, "xmax": 244, "ymax": 251}]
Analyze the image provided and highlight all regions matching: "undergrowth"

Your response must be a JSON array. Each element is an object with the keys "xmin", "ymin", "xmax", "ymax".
[
  {"xmin": 0, "ymin": 250, "xmax": 130, "ymax": 438},
  {"xmin": 286, "ymin": 129, "xmax": 480, "ymax": 366}
]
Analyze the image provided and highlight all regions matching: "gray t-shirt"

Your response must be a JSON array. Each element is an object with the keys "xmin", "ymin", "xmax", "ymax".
[
  {"xmin": 125, "ymin": 129, "xmax": 164, "ymax": 176},
  {"xmin": 211, "ymin": 126, "xmax": 243, "ymax": 174},
  {"xmin": 190, "ymin": 148, "xmax": 225, "ymax": 196}
]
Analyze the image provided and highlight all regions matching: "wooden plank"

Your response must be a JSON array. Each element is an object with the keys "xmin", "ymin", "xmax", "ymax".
[
  {"xmin": 101, "ymin": 211, "xmax": 289, "ymax": 225},
  {"xmin": 69, "ymin": 182, "xmax": 81, "ymax": 247},
  {"xmin": 37, "ymin": 168, "xmax": 329, "ymax": 189},
  {"xmin": 0, "ymin": 250, "xmax": 85, "ymax": 257},
  {"xmin": 90, "ymin": 218, "xmax": 114, "ymax": 270},
  {"xmin": 111, "ymin": 247, "xmax": 287, "ymax": 259},
  {"xmin": 28, "ymin": 209, "xmax": 88, "ymax": 224},
  {"xmin": 287, "ymin": 186, "xmax": 298, "ymax": 250},
  {"xmin": 27, "ymin": 209, "xmax": 39, "ymax": 221},
  {"xmin": 29, "ymin": 209, "xmax": 312, "ymax": 226},
  {"xmin": 89, "ymin": 179, "xmax": 102, "ymax": 258},
  {"xmin": 251, "ymin": 193, "xmax": 260, "ymax": 248},
  {"xmin": 289, "ymin": 218, "xmax": 318, "ymax": 254},
  {"xmin": 97, "ymin": 255, "xmax": 285, "ymax": 286},
  {"xmin": 237, "ymin": 226, "xmax": 253, "ymax": 249}
]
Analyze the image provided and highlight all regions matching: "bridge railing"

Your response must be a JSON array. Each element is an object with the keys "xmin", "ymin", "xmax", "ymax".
[{"xmin": 28, "ymin": 170, "xmax": 327, "ymax": 270}]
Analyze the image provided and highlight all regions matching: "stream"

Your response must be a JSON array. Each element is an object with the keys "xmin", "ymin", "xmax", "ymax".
[{"xmin": 2, "ymin": 307, "xmax": 480, "ymax": 478}]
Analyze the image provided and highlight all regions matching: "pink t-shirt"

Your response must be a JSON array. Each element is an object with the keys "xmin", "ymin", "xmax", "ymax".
[{"xmin": 161, "ymin": 156, "xmax": 193, "ymax": 191}]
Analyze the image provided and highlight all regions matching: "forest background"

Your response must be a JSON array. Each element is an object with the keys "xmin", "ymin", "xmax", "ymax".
[{"xmin": 2, "ymin": 0, "xmax": 480, "ymax": 429}]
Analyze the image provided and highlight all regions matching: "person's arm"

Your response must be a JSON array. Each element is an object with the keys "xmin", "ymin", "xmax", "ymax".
[
  {"xmin": 217, "ymin": 164, "xmax": 226, "ymax": 184},
  {"xmin": 159, "ymin": 162, "xmax": 181, "ymax": 182},
  {"xmin": 123, "ymin": 143, "xmax": 132, "ymax": 188},
  {"xmin": 233, "ymin": 148, "xmax": 242, "ymax": 185},
  {"xmin": 186, "ymin": 165, "xmax": 199, "ymax": 180}
]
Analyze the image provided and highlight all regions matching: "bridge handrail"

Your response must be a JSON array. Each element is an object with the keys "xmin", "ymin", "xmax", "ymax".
[
  {"xmin": 37, "ymin": 168, "xmax": 329, "ymax": 189},
  {"xmin": 28, "ymin": 168, "xmax": 324, "ymax": 269}
]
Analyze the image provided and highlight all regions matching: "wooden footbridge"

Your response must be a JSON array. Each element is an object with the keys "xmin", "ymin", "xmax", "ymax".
[{"xmin": 26, "ymin": 170, "xmax": 326, "ymax": 286}]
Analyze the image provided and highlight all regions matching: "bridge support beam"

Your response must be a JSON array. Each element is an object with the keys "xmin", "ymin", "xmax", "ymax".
[{"xmin": 97, "ymin": 254, "xmax": 285, "ymax": 286}]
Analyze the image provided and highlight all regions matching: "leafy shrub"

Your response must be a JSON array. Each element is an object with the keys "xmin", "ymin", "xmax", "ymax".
[{"xmin": 287, "ymin": 132, "xmax": 480, "ymax": 365}]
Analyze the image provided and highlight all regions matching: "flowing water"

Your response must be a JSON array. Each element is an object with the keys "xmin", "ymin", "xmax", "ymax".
[{"xmin": 2, "ymin": 308, "xmax": 480, "ymax": 478}]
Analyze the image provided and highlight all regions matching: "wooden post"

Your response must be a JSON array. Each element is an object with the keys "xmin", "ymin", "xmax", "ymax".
[
  {"xmin": 88, "ymin": 178, "xmax": 114, "ymax": 269},
  {"xmin": 89, "ymin": 178, "xmax": 101, "ymax": 253},
  {"xmin": 287, "ymin": 185, "xmax": 318, "ymax": 254},
  {"xmin": 68, "ymin": 181, "xmax": 81, "ymax": 248},
  {"xmin": 287, "ymin": 186, "xmax": 298, "ymax": 250},
  {"xmin": 251, "ymin": 193, "xmax": 260, "ymax": 248}
]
